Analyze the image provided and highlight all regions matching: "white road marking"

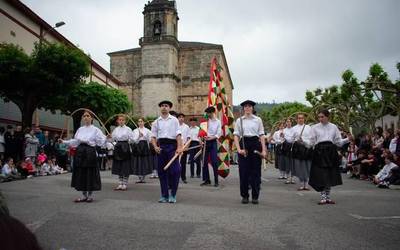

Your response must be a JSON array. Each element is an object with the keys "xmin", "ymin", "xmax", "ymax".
[{"xmin": 349, "ymin": 214, "xmax": 400, "ymax": 220}]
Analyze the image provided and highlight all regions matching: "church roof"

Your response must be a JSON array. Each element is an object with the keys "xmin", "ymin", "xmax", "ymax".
[
  {"xmin": 179, "ymin": 41, "xmax": 223, "ymax": 49},
  {"xmin": 107, "ymin": 47, "xmax": 141, "ymax": 56},
  {"xmin": 108, "ymin": 41, "xmax": 222, "ymax": 56}
]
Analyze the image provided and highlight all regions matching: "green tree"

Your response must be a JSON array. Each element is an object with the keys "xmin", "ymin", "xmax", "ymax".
[
  {"xmin": 43, "ymin": 82, "xmax": 132, "ymax": 132},
  {"xmin": 0, "ymin": 42, "xmax": 89, "ymax": 128},
  {"xmin": 363, "ymin": 63, "xmax": 399, "ymax": 116},
  {"xmin": 259, "ymin": 102, "xmax": 312, "ymax": 131}
]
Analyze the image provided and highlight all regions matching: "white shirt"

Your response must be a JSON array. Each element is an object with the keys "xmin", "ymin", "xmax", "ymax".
[
  {"xmin": 283, "ymin": 127, "xmax": 295, "ymax": 143},
  {"xmin": 233, "ymin": 115, "xmax": 265, "ymax": 137},
  {"xmin": 64, "ymin": 125, "xmax": 106, "ymax": 147},
  {"xmin": 207, "ymin": 118, "xmax": 222, "ymax": 139},
  {"xmin": 2, "ymin": 163, "xmax": 11, "ymax": 175},
  {"xmin": 310, "ymin": 122, "xmax": 349, "ymax": 147},
  {"xmin": 133, "ymin": 127, "xmax": 152, "ymax": 142},
  {"xmin": 179, "ymin": 123, "xmax": 190, "ymax": 143},
  {"xmin": 376, "ymin": 162, "xmax": 398, "ymax": 181},
  {"xmin": 389, "ymin": 137, "xmax": 398, "ymax": 154},
  {"xmin": 272, "ymin": 130, "xmax": 284, "ymax": 144},
  {"xmin": 111, "ymin": 125, "xmax": 134, "ymax": 142},
  {"xmin": 151, "ymin": 114, "xmax": 181, "ymax": 139},
  {"xmin": 189, "ymin": 126, "xmax": 200, "ymax": 142},
  {"xmin": 292, "ymin": 124, "xmax": 312, "ymax": 148}
]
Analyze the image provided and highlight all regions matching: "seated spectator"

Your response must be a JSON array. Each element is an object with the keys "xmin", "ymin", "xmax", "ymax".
[
  {"xmin": 374, "ymin": 153, "xmax": 398, "ymax": 186},
  {"xmin": 37, "ymin": 149, "xmax": 47, "ymax": 165},
  {"xmin": 19, "ymin": 158, "xmax": 36, "ymax": 178},
  {"xmin": 360, "ymin": 151, "xmax": 379, "ymax": 180},
  {"xmin": 1, "ymin": 158, "xmax": 21, "ymax": 181},
  {"xmin": 49, "ymin": 158, "xmax": 66, "ymax": 175},
  {"xmin": 40, "ymin": 159, "xmax": 52, "ymax": 176},
  {"xmin": 347, "ymin": 150, "xmax": 367, "ymax": 178}
]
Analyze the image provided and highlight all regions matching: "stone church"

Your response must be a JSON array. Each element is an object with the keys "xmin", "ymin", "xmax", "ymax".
[{"xmin": 108, "ymin": 0, "xmax": 233, "ymax": 117}]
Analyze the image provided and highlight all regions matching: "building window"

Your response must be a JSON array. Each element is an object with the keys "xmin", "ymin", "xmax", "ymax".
[{"xmin": 153, "ymin": 20, "xmax": 162, "ymax": 36}]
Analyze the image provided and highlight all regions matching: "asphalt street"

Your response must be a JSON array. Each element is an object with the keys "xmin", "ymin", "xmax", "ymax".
[{"xmin": 1, "ymin": 164, "xmax": 400, "ymax": 250}]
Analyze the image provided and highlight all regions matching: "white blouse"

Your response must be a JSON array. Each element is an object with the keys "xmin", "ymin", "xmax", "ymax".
[
  {"xmin": 111, "ymin": 125, "xmax": 134, "ymax": 142},
  {"xmin": 310, "ymin": 122, "xmax": 349, "ymax": 147},
  {"xmin": 64, "ymin": 125, "xmax": 106, "ymax": 147},
  {"xmin": 272, "ymin": 130, "xmax": 284, "ymax": 144},
  {"xmin": 179, "ymin": 123, "xmax": 190, "ymax": 143},
  {"xmin": 233, "ymin": 115, "xmax": 265, "ymax": 137},
  {"xmin": 207, "ymin": 118, "xmax": 222, "ymax": 138},
  {"xmin": 283, "ymin": 127, "xmax": 295, "ymax": 143},
  {"xmin": 189, "ymin": 126, "xmax": 200, "ymax": 142},
  {"xmin": 292, "ymin": 124, "xmax": 312, "ymax": 148},
  {"xmin": 133, "ymin": 127, "xmax": 152, "ymax": 142}
]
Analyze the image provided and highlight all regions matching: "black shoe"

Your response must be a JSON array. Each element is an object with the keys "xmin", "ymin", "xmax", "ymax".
[
  {"xmin": 190, "ymin": 176, "xmax": 194, "ymax": 178},
  {"xmin": 200, "ymin": 181, "xmax": 211, "ymax": 186},
  {"xmin": 182, "ymin": 180, "xmax": 188, "ymax": 184},
  {"xmin": 196, "ymin": 175, "xmax": 201, "ymax": 178},
  {"xmin": 214, "ymin": 183, "xmax": 219, "ymax": 187},
  {"xmin": 251, "ymin": 199, "xmax": 259, "ymax": 204},
  {"xmin": 241, "ymin": 197, "xmax": 249, "ymax": 204}
]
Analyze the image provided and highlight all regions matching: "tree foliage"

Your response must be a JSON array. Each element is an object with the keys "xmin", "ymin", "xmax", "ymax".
[
  {"xmin": 259, "ymin": 102, "xmax": 312, "ymax": 132},
  {"xmin": 43, "ymin": 82, "xmax": 132, "ymax": 132},
  {"xmin": 0, "ymin": 42, "xmax": 89, "ymax": 128},
  {"xmin": 306, "ymin": 63, "xmax": 398, "ymax": 133}
]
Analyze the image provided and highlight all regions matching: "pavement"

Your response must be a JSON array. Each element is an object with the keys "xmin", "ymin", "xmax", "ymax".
[{"xmin": 1, "ymin": 164, "xmax": 400, "ymax": 250}]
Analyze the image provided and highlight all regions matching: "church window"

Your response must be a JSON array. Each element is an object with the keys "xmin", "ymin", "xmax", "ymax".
[{"xmin": 153, "ymin": 20, "xmax": 162, "ymax": 36}]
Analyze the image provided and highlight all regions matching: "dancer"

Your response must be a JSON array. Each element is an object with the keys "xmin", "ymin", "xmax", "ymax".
[
  {"xmin": 151, "ymin": 100, "xmax": 183, "ymax": 203},
  {"xmin": 61, "ymin": 110, "xmax": 106, "ymax": 202},
  {"xmin": 234, "ymin": 100, "xmax": 266, "ymax": 204}
]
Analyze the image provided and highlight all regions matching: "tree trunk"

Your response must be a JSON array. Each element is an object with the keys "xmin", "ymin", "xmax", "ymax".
[
  {"xmin": 73, "ymin": 115, "xmax": 81, "ymax": 134},
  {"xmin": 19, "ymin": 95, "xmax": 37, "ymax": 130}
]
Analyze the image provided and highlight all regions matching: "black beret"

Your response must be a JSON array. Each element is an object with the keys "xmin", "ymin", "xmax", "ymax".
[
  {"xmin": 169, "ymin": 110, "xmax": 178, "ymax": 117},
  {"xmin": 240, "ymin": 100, "xmax": 256, "ymax": 107},
  {"xmin": 158, "ymin": 100, "xmax": 173, "ymax": 108},
  {"xmin": 204, "ymin": 106, "xmax": 216, "ymax": 113},
  {"xmin": 177, "ymin": 113, "xmax": 185, "ymax": 117}
]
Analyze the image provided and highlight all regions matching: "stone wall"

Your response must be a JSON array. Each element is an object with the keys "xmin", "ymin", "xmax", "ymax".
[
  {"xmin": 142, "ymin": 44, "xmax": 178, "ymax": 75},
  {"xmin": 177, "ymin": 48, "xmax": 233, "ymax": 117},
  {"xmin": 140, "ymin": 78, "xmax": 178, "ymax": 117}
]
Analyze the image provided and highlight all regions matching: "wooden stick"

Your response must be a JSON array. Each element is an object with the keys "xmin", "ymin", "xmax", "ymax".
[
  {"xmin": 193, "ymin": 148, "xmax": 203, "ymax": 160},
  {"xmin": 185, "ymin": 144, "xmax": 202, "ymax": 152},
  {"xmin": 254, "ymin": 150, "xmax": 267, "ymax": 170},
  {"xmin": 163, "ymin": 139, "xmax": 192, "ymax": 170}
]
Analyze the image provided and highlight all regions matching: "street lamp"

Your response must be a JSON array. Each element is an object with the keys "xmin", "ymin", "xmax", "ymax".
[{"xmin": 40, "ymin": 21, "xmax": 66, "ymax": 43}]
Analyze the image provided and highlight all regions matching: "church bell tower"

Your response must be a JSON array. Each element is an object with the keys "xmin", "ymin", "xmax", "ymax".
[{"xmin": 139, "ymin": 0, "xmax": 180, "ymax": 116}]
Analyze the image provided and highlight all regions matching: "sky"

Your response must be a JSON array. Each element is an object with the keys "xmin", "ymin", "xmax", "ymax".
[{"xmin": 23, "ymin": 0, "xmax": 400, "ymax": 105}]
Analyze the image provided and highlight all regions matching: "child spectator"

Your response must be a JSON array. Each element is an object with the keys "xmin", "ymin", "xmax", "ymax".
[
  {"xmin": 360, "ymin": 151, "xmax": 379, "ymax": 180},
  {"xmin": 1, "ymin": 158, "xmax": 21, "ymax": 181},
  {"xmin": 374, "ymin": 153, "xmax": 398, "ymax": 187},
  {"xmin": 40, "ymin": 159, "xmax": 52, "ymax": 176},
  {"xmin": 347, "ymin": 150, "xmax": 367, "ymax": 178},
  {"xmin": 37, "ymin": 148, "xmax": 47, "ymax": 165},
  {"xmin": 50, "ymin": 157, "xmax": 66, "ymax": 175},
  {"xmin": 19, "ymin": 157, "xmax": 36, "ymax": 178}
]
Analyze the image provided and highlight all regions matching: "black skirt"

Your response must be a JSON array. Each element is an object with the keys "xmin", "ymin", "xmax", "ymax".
[
  {"xmin": 131, "ymin": 141, "xmax": 154, "ymax": 176},
  {"xmin": 309, "ymin": 141, "xmax": 342, "ymax": 192},
  {"xmin": 71, "ymin": 144, "xmax": 101, "ymax": 191},
  {"xmin": 112, "ymin": 142, "xmax": 132, "ymax": 176}
]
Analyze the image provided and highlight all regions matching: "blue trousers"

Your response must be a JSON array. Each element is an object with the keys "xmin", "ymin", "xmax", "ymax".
[
  {"xmin": 189, "ymin": 141, "xmax": 201, "ymax": 177},
  {"xmin": 157, "ymin": 144, "xmax": 180, "ymax": 198},
  {"xmin": 202, "ymin": 140, "xmax": 218, "ymax": 184},
  {"xmin": 238, "ymin": 138, "xmax": 262, "ymax": 199}
]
